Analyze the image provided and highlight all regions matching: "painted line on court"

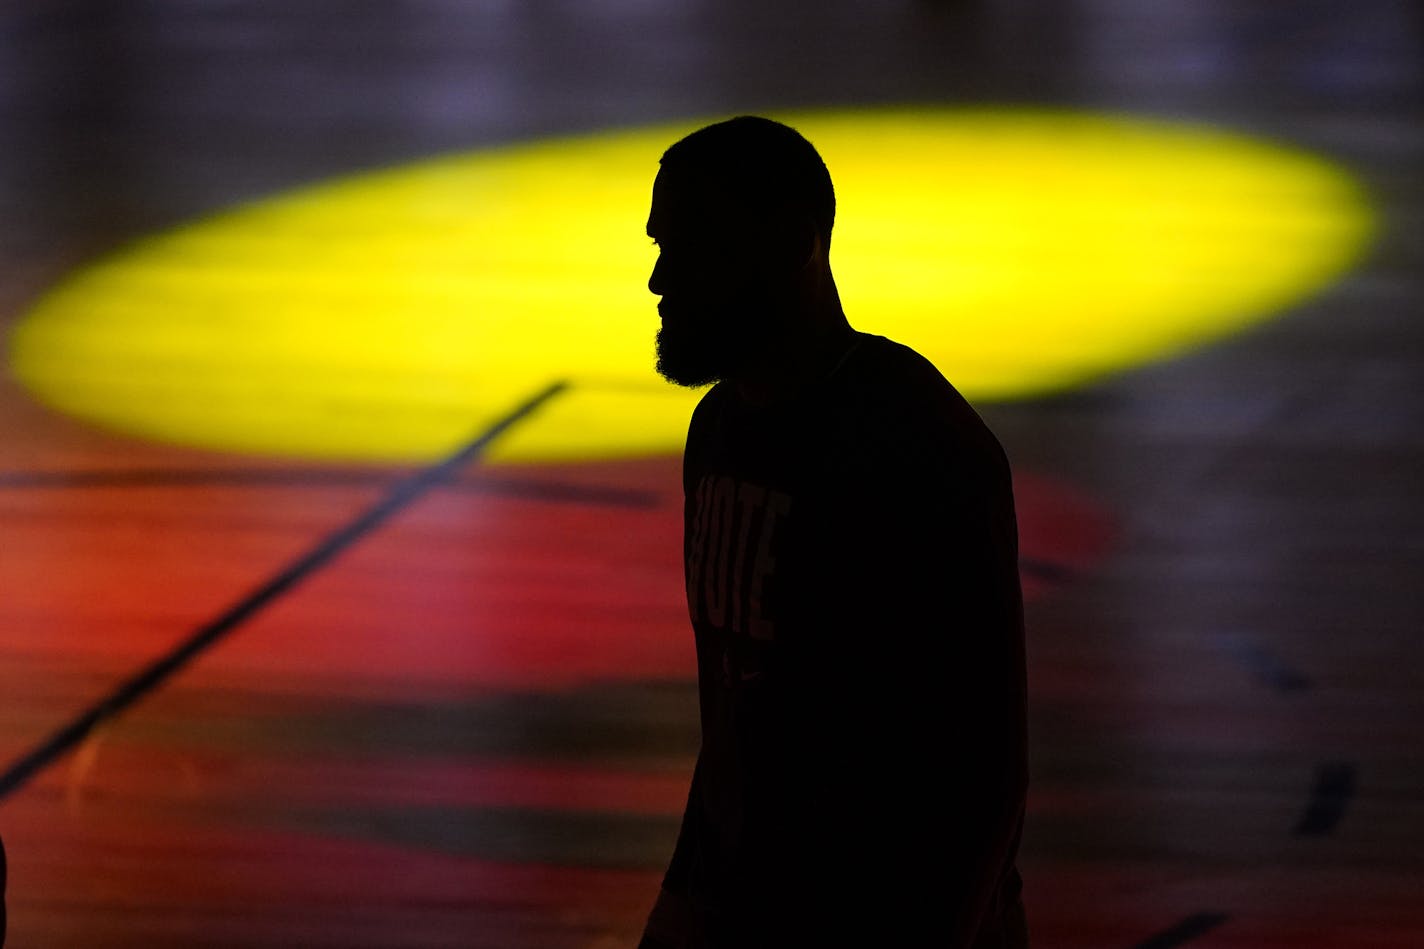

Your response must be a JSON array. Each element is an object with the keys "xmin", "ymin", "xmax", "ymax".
[
  {"xmin": 1019, "ymin": 557, "xmax": 1075, "ymax": 583},
  {"xmin": 1294, "ymin": 761, "xmax": 1357, "ymax": 836},
  {"xmin": 0, "ymin": 466, "xmax": 657, "ymax": 508},
  {"xmin": 1216, "ymin": 632, "xmax": 1312, "ymax": 692},
  {"xmin": 0, "ymin": 380, "xmax": 569, "ymax": 801},
  {"xmin": 1130, "ymin": 912, "xmax": 1229, "ymax": 949}
]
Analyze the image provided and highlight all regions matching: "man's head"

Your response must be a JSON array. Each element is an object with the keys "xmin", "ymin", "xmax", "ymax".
[{"xmin": 647, "ymin": 116, "xmax": 836, "ymax": 387}]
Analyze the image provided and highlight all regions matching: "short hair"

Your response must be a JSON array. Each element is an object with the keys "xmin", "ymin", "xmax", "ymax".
[{"xmin": 660, "ymin": 115, "xmax": 835, "ymax": 248}]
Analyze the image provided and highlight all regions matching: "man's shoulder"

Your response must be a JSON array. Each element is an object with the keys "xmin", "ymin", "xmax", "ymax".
[
  {"xmin": 847, "ymin": 335, "xmax": 984, "ymax": 428},
  {"xmin": 844, "ymin": 334, "xmax": 1011, "ymax": 481},
  {"xmin": 687, "ymin": 381, "xmax": 731, "ymax": 427}
]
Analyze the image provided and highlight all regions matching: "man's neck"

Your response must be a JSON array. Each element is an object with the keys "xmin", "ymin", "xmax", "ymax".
[{"xmin": 732, "ymin": 309, "xmax": 858, "ymax": 407}]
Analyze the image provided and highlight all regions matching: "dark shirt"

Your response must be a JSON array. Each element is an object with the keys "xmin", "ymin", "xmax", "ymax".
[{"xmin": 655, "ymin": 332, "xmax": 1028, "ymax": 948}]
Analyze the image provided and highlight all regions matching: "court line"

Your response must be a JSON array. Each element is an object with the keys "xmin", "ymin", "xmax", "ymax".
[
  {"xmin": 0, "ymin": 380, "xmax": 569, "ymax": 801},
  {"xmin": 1129, "ymin": 912, "xmax": 1229, "ymax": 949},
  {"xmin": 1215, "ymin": 632, "xmax": 1312, "ymax": 693},
  {"xmin": 2, "ymin": 471, "xmax": 1078, "ymax": 581},
  {"xmin": 1294, "ymin": 761, "xmax": 1357, "ymax": 836},
  {"xmin": 0, "ymin": 467, "xmax": 658, "ymax": 508},
  {"xmin": 1018, "ymin": 557, "xmax": 1075, "ymax": 583}
]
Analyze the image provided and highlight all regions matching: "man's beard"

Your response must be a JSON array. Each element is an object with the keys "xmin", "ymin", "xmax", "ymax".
[
  {"xmin": 655, "ymin": 321, "xmax": 727, "ymax": 387},
  {"xmin": 654, "ymin": 302, "xmax": 761, "ymax": 388},
  {"xmin": 652, "ymin": 292, "xmax": 786, "ymax": 387}
]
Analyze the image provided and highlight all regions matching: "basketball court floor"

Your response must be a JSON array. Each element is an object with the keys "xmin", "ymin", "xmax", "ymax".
[{"xmin": 0, "ymin": 2, "xmax": 1420, "ymax": 946}]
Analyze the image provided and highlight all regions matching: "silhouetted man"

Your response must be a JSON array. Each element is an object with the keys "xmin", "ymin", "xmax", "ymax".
[{"xmin": 640, "ymin": 115, "xmax": 1029, "ymax": 948}]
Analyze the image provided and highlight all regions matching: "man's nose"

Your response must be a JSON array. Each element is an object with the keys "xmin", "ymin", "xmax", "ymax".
[{"xmin": 648, "ymin": 253, "xmax": 665, "ymax": 296}]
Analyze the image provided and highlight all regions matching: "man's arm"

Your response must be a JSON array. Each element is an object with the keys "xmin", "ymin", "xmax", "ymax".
[
  {"xmin": 888, "ymin": 416, "xmax": 1027, "ymax": 947},
  {"xmin": 813, "ymin": 388, "xmax": 1028, "ymax": 946}
]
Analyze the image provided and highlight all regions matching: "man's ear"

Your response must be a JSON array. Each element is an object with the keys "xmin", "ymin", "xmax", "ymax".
[
  {"xmin": 799, "ymin": 227, "xmax": 824, "ymax": 271},
  {"xmin": 759, "ymin": 210, "xmax": 818, "ymax": 275}
]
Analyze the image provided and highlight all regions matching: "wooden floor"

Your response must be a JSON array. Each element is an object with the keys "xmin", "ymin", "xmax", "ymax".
[{"xmin": 1, "ymin": 2, "xmax": 1422, "ymax": 946}]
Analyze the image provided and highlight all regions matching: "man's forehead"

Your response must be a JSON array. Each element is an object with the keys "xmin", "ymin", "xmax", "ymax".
[{"xmin": 648, "ymin": 166, "xmax": 741, "ymax": 235}]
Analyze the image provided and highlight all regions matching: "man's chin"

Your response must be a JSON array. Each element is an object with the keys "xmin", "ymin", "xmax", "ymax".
[
  {"xmin": 655, "ymin": 329, "xmax": 723, "ymax": 388},
  {"xmin": 655, "ymin": 355, "xmax": 721, "ymax": 389}
]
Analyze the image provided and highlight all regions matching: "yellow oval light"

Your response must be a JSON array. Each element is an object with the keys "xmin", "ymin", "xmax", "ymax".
[{"xmin": 8, "ymin": 107, "xmax": 1373, "ymax": 462}]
